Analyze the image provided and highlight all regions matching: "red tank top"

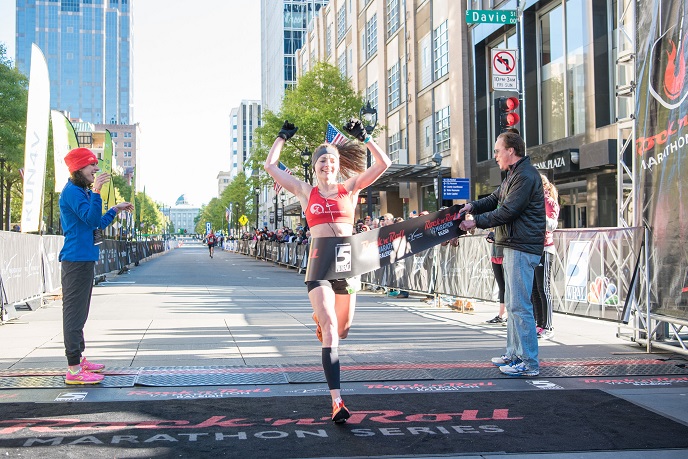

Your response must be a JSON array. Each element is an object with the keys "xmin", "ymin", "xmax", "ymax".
[{"xmin": 305, "ymin": 185, "xmax": 355, "ymax": 227}]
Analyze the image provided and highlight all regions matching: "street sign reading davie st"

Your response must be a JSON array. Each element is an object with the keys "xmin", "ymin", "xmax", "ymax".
[{"xmin": 466, "ymin": 9, "xmax": 518, "ymax": 25}]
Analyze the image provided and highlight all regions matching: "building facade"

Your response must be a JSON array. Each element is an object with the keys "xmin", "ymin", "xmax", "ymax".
[
  {"xmin": 469, "ymin": 0, "xmax": 627, "ymax": 228},
  {"xmin": 15, "ymin": 0, "xmax": 133, "ymax": 125},
  {"xmin": 170, "ymin": 195, "xmax": 199, "ymax": 235},
  {"xmin": 260, "ymin": 0, "xmax": 330, "ymax": 112},
  {"xmin": 292, "ymin": 0, "xmax": 625, "ymax": 228},
  {"xmin": 228, "ymin": 100, "xmax": 262, "ymax": 178},
  {"xmin": 95, "ymin": 122, "xmax": 139, "ymax": 182},
  {"xmin": 217, "ymin": 171, "xmax": 232, "ymax": 197},
  {"xmin": 295, "ymin": 0, "xmax": 472, "ymax": 219}
]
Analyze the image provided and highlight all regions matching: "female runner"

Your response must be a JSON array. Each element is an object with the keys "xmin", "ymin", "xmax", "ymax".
[{"xmin": 265, "ymin": 119, "xmax": 391, "ymax": 422}]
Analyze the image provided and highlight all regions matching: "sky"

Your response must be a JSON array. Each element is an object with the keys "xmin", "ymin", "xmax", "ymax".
[{"xmin": 0, "ymin": 0, "xmax": 262, "ymax": 208}]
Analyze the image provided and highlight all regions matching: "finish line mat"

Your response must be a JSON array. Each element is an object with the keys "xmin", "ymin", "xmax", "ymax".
[{"xmin": 1, "ymin": 390, "xmax": 687, "ymax": 458}]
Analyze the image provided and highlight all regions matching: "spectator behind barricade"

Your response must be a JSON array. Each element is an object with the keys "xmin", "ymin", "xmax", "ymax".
[
  {"xmin": 532, "ymin": 174, "xmax": 560, "ymax": 340},
  {"xmin": 388, "ymin": 214, "xmax": 410, "ymax": 299},
  {"xmin": 486, "ymin": 230, "xmax": 507, "ymax": 325},
  {"xmin": 381, "ymin": 213, "xmax": 394, "ymax": 226},
  {"xmin": 371, "ymin": 218, "xmax": 380, "ymax": 229}
]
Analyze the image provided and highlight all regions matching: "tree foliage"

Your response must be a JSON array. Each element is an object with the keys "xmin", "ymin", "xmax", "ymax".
[
  {"xmin": 0, "ymin": 43, "xmax": 29, "ymax": 229},
  {"xmin": 250, "ymin": 62, "xmax": 368, "ymax": 184},
  {"xmin": 195, "ymin": 171, "xmax": 256, "ymax": 234}
]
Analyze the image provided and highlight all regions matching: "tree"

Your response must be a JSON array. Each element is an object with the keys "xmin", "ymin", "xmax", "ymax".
[
  {"xmin": 250, "ymin": 62, "xmax": 370, "ymax": 184},
  {"xmin": 0, "ymin": 43, "xmax": 29, "ymax": 230}
]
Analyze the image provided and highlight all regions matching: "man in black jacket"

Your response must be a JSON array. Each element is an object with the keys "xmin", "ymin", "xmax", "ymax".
[{"xmin": 460, "ymin": 132, "xmax": 545, "ymax": 376}]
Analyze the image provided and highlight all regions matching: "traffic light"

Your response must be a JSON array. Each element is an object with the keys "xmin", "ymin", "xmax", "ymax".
[{"xmin": 496, "ymin": 96, "xmax": 520, "ymax": 134}]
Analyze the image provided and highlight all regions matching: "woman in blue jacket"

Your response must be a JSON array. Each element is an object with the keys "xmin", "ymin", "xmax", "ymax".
[{"xmin": 59, "ymin": 147, "xmax": 133, "ymax": 384}]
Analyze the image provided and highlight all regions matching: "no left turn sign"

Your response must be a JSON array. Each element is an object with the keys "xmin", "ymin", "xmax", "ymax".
[{"xmin": 491, "ymin": 49, "xmax": 518, "ymax": 90}]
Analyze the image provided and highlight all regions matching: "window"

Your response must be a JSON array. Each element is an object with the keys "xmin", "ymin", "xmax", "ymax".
[
  {"xmin": 540, "ymin": 5, "xmax": 565, "ymax": 142},
  {"xmin": 365, "ymin": 14, "xmax": 378, "ymax": 60},
  {"xmin": 123, "ymin": 141, "xmax": 131, "ymax": 147},
  {"xmin": 124, "ymin": 132, "xmax": 132, "ymax": 138},
  {"xmin": 435, "ymin": 106, "xmax": 450, "ymax": 152},
  {"xmin": 337, "ymin": 4, "xmax": 346, "ymax": 42},
  {"xmin": 387, "ymin": 61, "xmax": 400, "ymax": 111},
  {"xmin": 388, "ymin": 132, "xmax": 401, "ymax": 164},
  {"xmin": 338, "ymin": 51, "xmax": 347, "ymax": 77},
  {"xmin": 433, "ymin": 20, "xmax": 449, "ymax": 80},
  {"xmin": 566, "ymin": 0, "xmax": 587, "ymax": 136},
  {"xmin": 326, "ymin": 24, "xmax": 332, "ymax": 58},
  {"xmin": 386, "ymin": 0, "xmax": 400, "ymax": 37},
  {"xmin": 366, "ymin": 82, "xmax": 378, "ymax": 111}
]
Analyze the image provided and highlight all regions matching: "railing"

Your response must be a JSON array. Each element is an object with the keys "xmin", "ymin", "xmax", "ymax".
[
  {"xmin": 227, "ymin": 227, "xmax": 645, "ymax": 323},
  {"xmin": 1, "ymin": 231, "xmax": 172, "ymax": 322}
]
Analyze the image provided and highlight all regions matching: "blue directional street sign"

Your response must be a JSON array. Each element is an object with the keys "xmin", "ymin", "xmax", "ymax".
[{"xmin": 442, "ymin": 178, "xmax": 470, "ymax": 200}]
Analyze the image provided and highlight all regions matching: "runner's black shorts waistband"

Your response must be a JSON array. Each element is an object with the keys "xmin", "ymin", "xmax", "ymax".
[{"xmin": 306, "ymin": 277, "xmax": 361, "ymax": 295}]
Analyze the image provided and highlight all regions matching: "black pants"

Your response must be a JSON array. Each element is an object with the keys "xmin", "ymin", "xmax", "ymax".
[
  {"xmin": 531, "ymin": 252, "xmax": 554, "ymax": 329},
  {"xmin": 61, "ymin": 261, "xmax": 95, "ymax": 366},
  {"xmin": 491, "ymin": 262, "xmax": 505, "ymax": 303}
]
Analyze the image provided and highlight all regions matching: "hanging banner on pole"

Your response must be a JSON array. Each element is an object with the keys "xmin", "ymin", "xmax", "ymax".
[
  {"xmin": 20, "ymin": 44, "xmax": 51, "ymax": 233},
  {"xmin": 636, "ymin": 0, "xmax": 688, "ymax": 319},
  {"xmin": 99, "ymin": 130, "xmax": 114, "ymax": 213},
  {"xmin": 50, "ymin": 110, "xmax": 79, "ymax": 192}
]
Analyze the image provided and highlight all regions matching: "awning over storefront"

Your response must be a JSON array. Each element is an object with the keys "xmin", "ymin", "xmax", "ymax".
[{"xmin": 368, "ymin": 164, "xmax": 451, "ymax": 191}]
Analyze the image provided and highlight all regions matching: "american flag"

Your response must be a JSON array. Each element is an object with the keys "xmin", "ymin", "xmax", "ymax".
[
  {"xmin": 274, "ymin": 161, "xmax": 292, "ymax": 193},
  {"xmin": 326, "ymin": 121, "xmax": 347, "ymax": 145}
]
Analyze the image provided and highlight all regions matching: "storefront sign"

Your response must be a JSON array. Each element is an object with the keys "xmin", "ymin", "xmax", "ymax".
[{"xmin": 443, "ymin": 178, "xmax": 470, "ymax": 200}]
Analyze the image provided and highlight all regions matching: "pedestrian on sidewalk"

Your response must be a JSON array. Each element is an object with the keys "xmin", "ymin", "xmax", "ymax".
[
  {"xmin": 59, "ymin": 147, "xmax": 134, "ymax": 385},
  {"xmin": 265, "ymin": 119, "xmax": 391, "ymax": 422},
  {"xmin": 532, "ymin": 174, "xmax": 560, "ymax": 340},
  {"xmin": 460, "ymin": 132, "xmax": 545, "ymax": 377}
]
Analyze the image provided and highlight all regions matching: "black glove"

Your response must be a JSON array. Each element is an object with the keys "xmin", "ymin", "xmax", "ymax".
[
  {"xmin": 277, "ymin": 120, "xmax": 298, "ymax": 140},
  {"xmin": 343, "ymin": 118, "xmax": 367, "ymax": 142}
]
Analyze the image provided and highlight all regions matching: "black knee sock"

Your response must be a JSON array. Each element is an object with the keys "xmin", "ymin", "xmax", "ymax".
[{"xmin": 321, "ymin": 347, "xmax": 340, "ymax": 390}]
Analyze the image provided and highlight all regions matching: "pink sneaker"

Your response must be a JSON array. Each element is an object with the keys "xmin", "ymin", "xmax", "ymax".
[
  {"xmin": 80, "ymin": 357, "xmax": 105, "ymax": 372},
  {"xmin": 65, "ymin": 368, "xmax": 104, "ymax": 385}
]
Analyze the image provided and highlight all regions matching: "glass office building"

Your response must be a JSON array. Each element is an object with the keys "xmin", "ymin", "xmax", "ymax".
[
  {"xmin": 260, "ymin": 0, "xmax": 329, "ymax": 111},
  {"xmin": 15, "ymin": 0, "xmax": 133, "ymax": 124}
]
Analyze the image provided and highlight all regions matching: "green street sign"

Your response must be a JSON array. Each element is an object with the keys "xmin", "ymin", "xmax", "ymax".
[{"xmin": 466, "ymin": 9, "xmax": 518, "ymax": 25}]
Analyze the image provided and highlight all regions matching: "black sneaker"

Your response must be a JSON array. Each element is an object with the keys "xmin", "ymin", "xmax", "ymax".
[{"xmin": 486, "ymin": 315, "xmax": 505, "ymax": 324}]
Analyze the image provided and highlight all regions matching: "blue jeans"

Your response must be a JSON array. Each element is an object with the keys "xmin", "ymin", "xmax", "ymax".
[{"xmin": 502, "ymin": 247, "xmax": 540, "ymax": 371}]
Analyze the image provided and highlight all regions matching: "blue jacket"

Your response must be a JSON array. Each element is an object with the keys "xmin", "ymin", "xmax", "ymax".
[{"xmin": 59, "ymin": 179, "xmax": 117, "ymax": 262}]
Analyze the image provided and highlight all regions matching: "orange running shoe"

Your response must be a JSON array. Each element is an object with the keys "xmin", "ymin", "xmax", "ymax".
[
  {"xmin": 312, "ymin": 312, "xmax": 323, "ymax": 342},
  {"xmin": 331, "ymin": 398, "xmax": 350, "ymax": 423}
]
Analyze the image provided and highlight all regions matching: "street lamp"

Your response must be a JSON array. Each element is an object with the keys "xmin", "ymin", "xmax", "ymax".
[
  {"xmin": 300, "ymin": 148, "xmax": 312, "ymax": 184},
  {"xmin": 432, "ymin": 151, "xmax": 444, "ymax": 210},
  {"xmin": 280, "ymin": 190, "xmax": 286, "ymax": 226},
  {"xmin": 254, "ymin": 187, "xmax": 260, "ymax": 230},
  {"xmin": 360, "ymin": 101, "xmax": 378, "ymax": 219}
]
